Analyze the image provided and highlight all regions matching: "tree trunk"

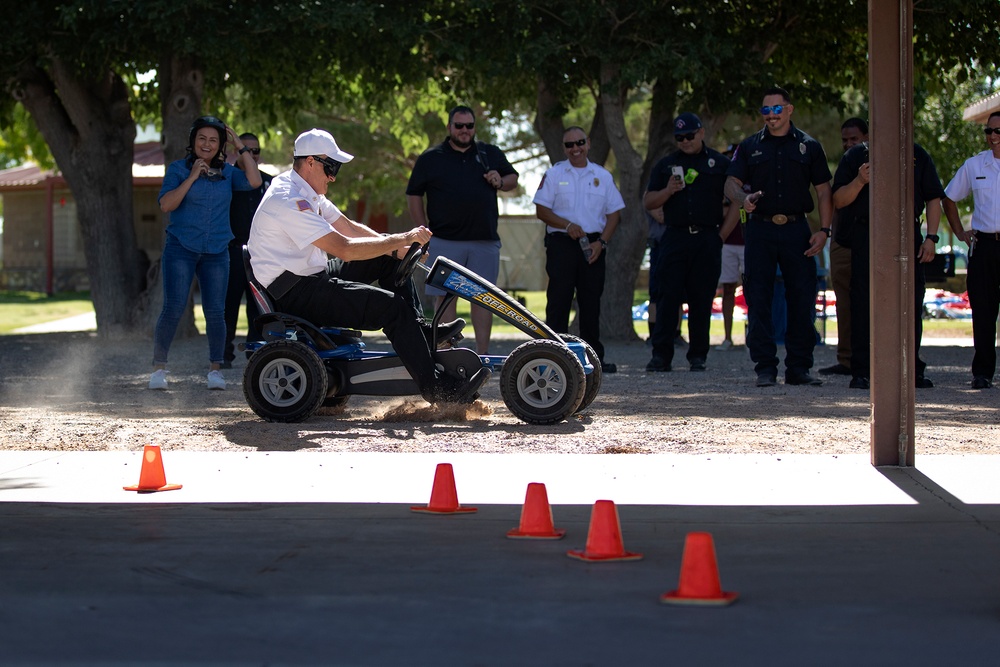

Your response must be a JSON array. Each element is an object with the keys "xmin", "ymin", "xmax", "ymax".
[
  {"xmin": 12, "ymin": 61, "xmax": 146, "ymax": 339},
  {"xmin": 597, "ymin": 63, "xmax": 645, "ymax": 342}
]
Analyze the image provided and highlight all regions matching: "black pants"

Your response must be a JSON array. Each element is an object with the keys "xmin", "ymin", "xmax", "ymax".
[
  {"xmin": 968, "ymin": 234, "xmax": 1000, "ymax": 380},
  {"xmin": 649, "ymin": 227, "xmax": 722, "ymax": 364},
  {"xmin": 849, "ymin": 223, "xmax": 927, "ymax": 379},
  {"xmin": 274, "ymin": 256, "xmax": 436, "ymax": 390},
  {"xmin": 544, "ymin": 233, "xmax": 607, "ymax": 362},
  {"xmin": 224, "ymin": 241, "xmax": 262, "ymax": 363}
]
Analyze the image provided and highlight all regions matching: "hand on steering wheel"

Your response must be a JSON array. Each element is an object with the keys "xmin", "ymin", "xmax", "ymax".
[{"xmin": 394, "ymin": 242, "xmax": 428, "ymax": 287}]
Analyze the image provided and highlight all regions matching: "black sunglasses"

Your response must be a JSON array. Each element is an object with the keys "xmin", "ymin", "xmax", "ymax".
[
  {"xmin": 675, "ymin": 133, "xmax": 697, "ymax": 142},
  {"xmin": 563, "ymin": 138, "xmax": 587, "ymax": 148},
  {"xmin": 313, "ymin": 155, "xmax": 342, "ymax": 178},
  {"xmin": 246, "ymin": 147, "xmax": 261, "ymax": 155},
  {"xmin": 984, "ymin": 127, "xmax": 1000, "ymax": 135},
  {"xmin": 452, "ymin": 122, "xmax": 475, "ymax": 130}
]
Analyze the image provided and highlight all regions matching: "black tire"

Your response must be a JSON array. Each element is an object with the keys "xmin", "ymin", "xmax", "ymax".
[
  {"xmin": 243, "ymin": 340, "xmax": 328, "ymax": 423},
  {"xmin": 500, "ymin": 339, "xmax": 586, "ymax": 425},
  {"xmin": 559, "ymin": 334, "xmax": 602, "ymax": 413}
]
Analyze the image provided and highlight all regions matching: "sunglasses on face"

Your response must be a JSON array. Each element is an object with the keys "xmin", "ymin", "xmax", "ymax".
[
  {"xmin": 563, "ymin": 138, "xmax": 587, "ymax": 148},
  {"xmin": 675, "ymin": 133, "xmax": 697, "ymax": 142},
  {"xmin": 245, "ymin": 147, "xmax": 261, "ymax": 155},
  {"xmin": 984, "ymin": 127, "xmax": 1000, "ymax": 135},
  {"xmin": 760, "ymin": 105, "xmax": 785, "ymax": 116},
  {"xmin": 313, "ymin": 155, "xmax": 342, "ymax": 178},
  {"xmin": 452, "ymin": 122, "xmax": 475, "ymax": 130}
]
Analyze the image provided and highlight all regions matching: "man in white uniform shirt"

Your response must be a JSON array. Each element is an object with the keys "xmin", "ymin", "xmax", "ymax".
[
  {"xmin": 943, "ymin": 111, "xmax": 1000, "ymax": 389},
  {"xmin": 249, "ymin": 128, "xmax": 486, "ymax": 404},
  {"xmin": 533, "ymin": 126, "xmax": 625, "ymax": 372}
]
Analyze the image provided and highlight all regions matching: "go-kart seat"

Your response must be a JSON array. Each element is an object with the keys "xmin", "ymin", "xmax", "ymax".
[{"xmin": 242, "ymin": 245, "xmax": 275, "ymax": 315}]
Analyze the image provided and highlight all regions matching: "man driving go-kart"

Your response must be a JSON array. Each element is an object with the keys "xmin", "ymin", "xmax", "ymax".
[{"xmin": 247, "ymin": 128, "xmax": 490, "ymax": 405}]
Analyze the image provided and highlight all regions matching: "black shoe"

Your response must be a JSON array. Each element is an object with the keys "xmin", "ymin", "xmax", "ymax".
[
  {"xmin": 646, "ymin": 356, "xmax": 671, "ymax": 372},
  {"xmin": 423, "ymin": 318, "xmax": 466, "ymax": 345},
  {"xmin": 601, "ymin": 362, "xmax": 617, "ymax": 374},
  {"xmin": 818, "ymin": 363, "xmax": 851, "ymax": 376},
  {"xmin": 756, "ymin": 372, "xmax": 777, "ymax": 387},
  {"xmin": 849, "ymin": 376, "xmax": 870, "ymax": 389},
  {"xmin": 915, "ymin": 375, "xmax": 934, "ymax": 389},
  {"xmin": 674, "ymin": 334, "xmax": 687, "ymax": 348},
  {"xmin": 689, "ymin": 358, "xmax": 707, "ymax": 372},
  {"xmin": 786, "ymin": 372, "xmax": 823, "ymax": 386},
  {"xmin": 423, "ymin": 367, "xmax": 491, "ymax": 404},
  {"xmin": 219, "ymin": 360, "xmax": 233, "ymax": 370},
  {"xmin": 972, "ymin": 376, "xmax": 993, "ymax": 389}
]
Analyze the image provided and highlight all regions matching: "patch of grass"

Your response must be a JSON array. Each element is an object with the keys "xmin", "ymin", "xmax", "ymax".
[{"xmin": 0, "ymin": 291, "xmax": 94, "ymax": 334}]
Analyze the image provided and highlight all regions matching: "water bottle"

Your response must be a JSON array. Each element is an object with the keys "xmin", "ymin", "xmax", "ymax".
[{"xmin": 579, "ymin": 235, "xmax": 593, "ymax": 260}]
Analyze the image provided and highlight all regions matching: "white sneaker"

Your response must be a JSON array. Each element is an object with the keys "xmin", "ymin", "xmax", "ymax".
[
  {"xmin": 148, "ymin": 369, "xmax": 168, "ymax": 390},
  {"xmin": 207, "ymin": 370, "xmax": 226, "ymax": 390},
  {"xmin": 715, "ymin": 340, "xmax": 734, "ymax": 351}
]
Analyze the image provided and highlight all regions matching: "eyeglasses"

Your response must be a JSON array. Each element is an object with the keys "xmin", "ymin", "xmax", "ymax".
[
  {"xmin": 563, "ymin": 138, "xmax": 587, "ymax": 148},
  {"xmin": 760, "ymin": 105, "xmax": 785, "ymax": 116},
  {"xmin": 984, "ymin": 127, "xmax": 1000, "ymax": 135},
  {"xmin": 312, "ymin": 155, "xmax": 342, "ymax": 178},
  {"xmin": 675, "ymin": 133, "xmax": 697, "ymax": 142},
  {"xmin": 452, "ymin": 122, "xmax": 475, "ymax": 130}
]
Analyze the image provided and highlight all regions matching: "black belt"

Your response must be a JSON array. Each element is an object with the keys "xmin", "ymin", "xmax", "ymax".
[
  {"xmin": 750, "ymin": 213, "xmax": 804, "ymax": 225},
  {"xmin": 548, "ymin": 232, "xmax": 603, "ymax": 241},
  {"xmin": 666, "ymin": 225, "xmax": 719, "ymax": 235},
  {"xmin": 974, "ymin": 231, "xmax": 1000, "ymax": 241}
]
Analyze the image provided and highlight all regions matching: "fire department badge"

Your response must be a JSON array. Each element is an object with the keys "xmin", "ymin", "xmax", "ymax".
[
  {"xmin": 708, "ymin": 158, "xmax": 715, "ymax": 168},
  {"xmin": 593, "ymin": 177, "xmax": 600, "ymax": 187},
  {"xmin": 799, "ymin": 143, "xmax": 807, "ymax": 155}
]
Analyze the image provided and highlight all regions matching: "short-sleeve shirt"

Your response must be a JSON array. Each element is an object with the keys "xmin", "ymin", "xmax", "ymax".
[
  {"xmin": 532, "ymin": 160, "xmax": 626, "ymax": 234},
  {"xmin": 647, "ymin": 146, "xmax": 730, "ymax": 228},
  {"xmin": 834, "ymin": 143, "xmax": 945, "ymax": 231},
  {"xmin": 944, "ymin": 149, "xmax": 1000, "ymax": 234},
  {"xmin": 248, "ymin": 169, "xmax": 345, "ymax": 288},
  {"xmin": 726, "ymin": 122, "xmax": 831, "ymax": 217},
  {"xmin": 405, "ymin": 139, "xmax": 517, "ymax": 241},
  {"xmin": 158, "ymin": 159, "xmax": 254, "ymax": 254}
]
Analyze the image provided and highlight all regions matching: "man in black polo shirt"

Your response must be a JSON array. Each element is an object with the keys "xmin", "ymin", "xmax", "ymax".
[
  {"xmin": 406, "ymin": 106, "xmax": 518, "ymax": 354},
  {"xmin": 644, "ymin": 113, "xmax": 739, "ymax": 372},
  {"xmin": 725, "ymin": 86, "xmax": 833, "ymax": 387},
  {"xmin": 834, "ymin": 140, "xmax": 944, "ymax": 389}
]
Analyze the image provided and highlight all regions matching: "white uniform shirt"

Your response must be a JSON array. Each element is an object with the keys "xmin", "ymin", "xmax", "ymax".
[
  {"xmin": 532, "ymin": 160, "xmax": 626, "ymax": 234},
  {"xmin": 944, "ymin": 150, "xmax": 1000, "ymax": 233},
  {"xmin": 248, "ymin": 168, "xmax": 345, "ymax": 288}
]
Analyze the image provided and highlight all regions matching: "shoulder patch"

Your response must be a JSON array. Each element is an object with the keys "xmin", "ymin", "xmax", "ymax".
[{"xmin": 296, "ymin": 199, "xmax": 311, "ymax": 212}]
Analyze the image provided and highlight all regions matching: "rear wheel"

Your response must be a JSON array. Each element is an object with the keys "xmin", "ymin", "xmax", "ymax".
[
  {"xmin": 243, "ymin": 340, "xmax": 328, "ymax": 422},
  {"xmin": 500, "ymin": 339, "xmax": 585, "ymax": 425},
  {"xmin": 558, "ymin": 334, "xmax": 602, "ymax": 413}
]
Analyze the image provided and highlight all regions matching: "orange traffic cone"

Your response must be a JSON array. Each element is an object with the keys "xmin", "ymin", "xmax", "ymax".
[
  {"xmin": 123, "ymin": 445, "xmax": 183, "ymax": 493},
  {"xmin": 661, "ymin": 532, "xmax": 738, "ymax": 606},
  {"xmin": 410, "ymin": 463, "xmax": 477, "ymax": 514},
  {"xmin": 507, "ymin": 482, "xmax": 565, "ymax": 539},
  {"xmin": 566, "ymin": 500, "xmax": 642, "ymax": 562}
]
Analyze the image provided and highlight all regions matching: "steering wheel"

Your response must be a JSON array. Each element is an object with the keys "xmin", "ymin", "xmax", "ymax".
[{"xmin": 394, "ymin": 242, "xmax": 427, "ymax": 287}]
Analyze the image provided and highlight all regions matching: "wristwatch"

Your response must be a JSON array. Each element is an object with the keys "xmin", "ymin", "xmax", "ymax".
[
  {"xmin": 238, "ymin": 145, "xmax": 252, "ymax": 155},
  {"xmin": 820, "ymin": 227, "xmax": 832, "ymax": 238},
  {"xmin": 925, "ymin": 233, "xmax": 940, "ymax": 243},
  {"xmin": 599, "ymin": 238, "xmax": 608, "ymax": 249}
]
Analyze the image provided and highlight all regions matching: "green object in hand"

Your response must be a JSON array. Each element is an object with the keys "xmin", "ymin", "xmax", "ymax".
[{"xmin": 684, "ymin": 168, "xmax": 699, "ymax": 184}]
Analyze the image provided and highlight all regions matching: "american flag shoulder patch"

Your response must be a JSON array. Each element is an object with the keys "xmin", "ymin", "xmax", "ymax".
[{"xmin": 296, "ymin": 199, "xmax": 311, "ymax": 211}]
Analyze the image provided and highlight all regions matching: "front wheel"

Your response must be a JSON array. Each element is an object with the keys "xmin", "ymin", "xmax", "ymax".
[
  {"xmin": 500, "ymin": 339, "xmax": 585, "ymax": 425},
  {"xmin": 243, "ymin": 340, "xmax": 328, "ymax": 422}
]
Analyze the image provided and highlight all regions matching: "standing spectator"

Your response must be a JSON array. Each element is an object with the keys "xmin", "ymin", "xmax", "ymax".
[
  {"xmin": 834, "ymin": 140, "xmax": 944, "ymax": 389},
  {"xmin": 533, "ymin": 126, "xmax": 625, "ymax": 372},
  {"xmin": 149, "ymin": 116, "xmax": 261, "ymax": 391},
  {"xmin": 223, "ymin": 132, "xmax": 273, "ymax": 368},
  {"xmin": 819, "ymin": 117, "xmax": 869, "ymax": 377},
  {"xmin": 406, "ymin": 105, "xmax": 518, "ymax": 354},
  {"xmin": 249, "ymin": 129, "xmax": 487, "ymax": 404},
  {"xmin": 725, "ymin": 87, "xmax": 833, "ymax": 387},
  {"xmin": 717, "ymin": 143, "xmax": 745, "ymax": 351},
  {"xmin": 942, "ymin": 111, "xmax": 1000, "ymax": 389},
  {"xmin": 644, "ymin": 113, "xmax": 738, "ymax": 372}
]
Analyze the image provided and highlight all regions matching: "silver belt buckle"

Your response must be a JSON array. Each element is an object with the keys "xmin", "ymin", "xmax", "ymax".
[
  {"xmin": 688, "ymin": 225, "xmax": 700, "ymax": 234},
  {"xmin": 771, "ymin": 214, "xmax": 788, "ymax": 225}
]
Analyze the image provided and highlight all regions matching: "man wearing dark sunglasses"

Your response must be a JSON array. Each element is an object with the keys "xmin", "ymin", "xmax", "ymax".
[
  {"xmin": 533, "ymin": 126, "xmax": 625, "ymax": 373},
  {"xmin": 725, "ymin": 86, "xmax": 834, "ymax": 388},
  {"xmin": 942, "ymin": 111, "xmax": 1000, "ymax": 389},
  {"xmin": 249, "ymin": 129, "xmax": 489, "ymax": 405},
  {"xmin": 643, "ymin": 112, "xmax": 739, "ymax": 373},
  {"xmin": 406, "ymin": 105, "xmax": 519, "ymax": 354},
  {"xmin": 224, "ymin": 132, "xmax": 274, "ymax": 367}
]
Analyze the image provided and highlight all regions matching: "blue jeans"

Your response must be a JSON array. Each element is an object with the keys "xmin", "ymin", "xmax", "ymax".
[{"xmin": 153, "ymin": 236, "xmax": 229, "ymax": 365}]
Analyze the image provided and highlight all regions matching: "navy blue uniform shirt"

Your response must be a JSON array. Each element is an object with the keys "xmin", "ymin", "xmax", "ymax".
[{"xmin": 648, "ymin": 146, "xmax": 730, "ymax": 228}]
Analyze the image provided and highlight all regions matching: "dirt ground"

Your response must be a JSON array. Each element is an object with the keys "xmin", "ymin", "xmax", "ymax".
[{"xmin": 0, "ymin": 329, "xmax": 997, "ymax": 455}]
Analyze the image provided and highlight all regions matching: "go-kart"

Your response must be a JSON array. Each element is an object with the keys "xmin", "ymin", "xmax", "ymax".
[{"xmin": 240, "ymin": 244, "xmax": 601, "ymax": 425}]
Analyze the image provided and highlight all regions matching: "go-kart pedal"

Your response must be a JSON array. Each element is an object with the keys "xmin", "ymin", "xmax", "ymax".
[
  {"xmin": 425, "ymin": 318, "xmax": 466, "ymax": 350},
  {"xmin": 424, "ymin": 366, "xmax": 491, "ymax": 405}
]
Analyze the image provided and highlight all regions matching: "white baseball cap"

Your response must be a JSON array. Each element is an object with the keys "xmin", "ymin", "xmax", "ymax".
[{"xmin": 293, "ymin": 128, "xmax": 354, "ymax": 163}]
